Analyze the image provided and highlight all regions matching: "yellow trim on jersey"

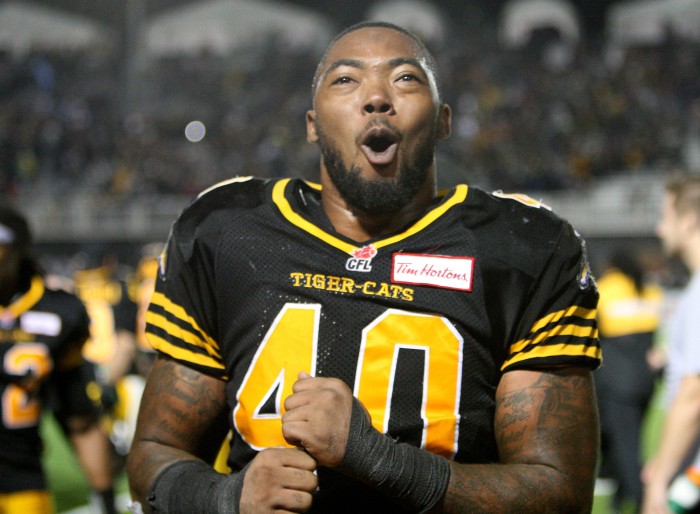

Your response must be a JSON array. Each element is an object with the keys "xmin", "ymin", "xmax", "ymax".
[
  {"xmin": 147, "ymin": 291, "xmax": 221, "ymax": 359},
  {"xmin": 501, "ymin": 304, "xmax": 600, "ymax": 370},
  {"xmin": 0, "ymin": 489, "xmax": 53, "ymax": 514},
  {"xmin": 272, "ymin": 179, "xmax": 469, "ymax": 254},
  {"xmin": 502, "ymin": 342, "xmax": 601, "ymax": 368},
  {"xmin": 529, "ymin": 305, "xmax": 596, "ymax": 334},
  {"xmin": 0, "ymin": 276, "xmax": 44, "ymax": 319},
  {"xmin": 509, "ymin": 323, "xmax": 599, "ymax": 354},
  {"xmin": 147, "ymin": 332, "xmax": 225, "ymax": 370},
  {"xmin": 145, "ymin": 310, "xmax": 222, "ymax": 360}
]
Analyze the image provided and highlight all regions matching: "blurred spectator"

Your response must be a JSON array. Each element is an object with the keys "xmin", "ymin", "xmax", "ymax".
[
  {"xmin": 642, "ymin": 175, "xmax": 700, "ymax": 514},
  {"xmin": 1, "ymin": 24, "xmax": 699, "ymax": 200},
  {"xmin": 595, "ymin": 248, "xmax": 664, "ymax": 513}
]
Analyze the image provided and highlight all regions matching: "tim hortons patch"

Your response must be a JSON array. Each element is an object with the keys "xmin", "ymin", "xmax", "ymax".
[{"xmin": 391, "ymin": 253, "xmax": 474, "ymax": 291}]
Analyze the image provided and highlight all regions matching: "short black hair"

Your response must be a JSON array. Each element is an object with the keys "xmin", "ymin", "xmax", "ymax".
[
  {"xmin": 0, "ymin": 203, "xmax": 31, "ymax": 251},
  {"xmin": 311, "ymin": 21, "xmax": 442, "ymax": 102}
]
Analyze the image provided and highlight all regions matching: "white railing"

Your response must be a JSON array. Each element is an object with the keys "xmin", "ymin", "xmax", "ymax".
[
  {"xmin": 22, "ymin": 193, "xmax": 192, "ymax": 243},
  {"xmin": 538, "ymin": 173, "xmax": 665, "ymax": 238},
  {"xmin": 14, "ymin": 174, "xmax": 666, "ymax": 243}
]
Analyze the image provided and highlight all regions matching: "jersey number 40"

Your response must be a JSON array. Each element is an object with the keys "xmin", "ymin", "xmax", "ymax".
[{"xmin": 233, "ymin": 303, "xmax": 462, "ymax": 458}]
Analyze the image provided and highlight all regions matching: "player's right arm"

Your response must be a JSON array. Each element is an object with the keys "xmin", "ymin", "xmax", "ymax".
[
  {"xmin": 127, "ymin": 355, "xmax": 318, "ymax": 514},
  {"xmin": 127, "ymin": 355, "xmax": 229, "ymax": 505}
]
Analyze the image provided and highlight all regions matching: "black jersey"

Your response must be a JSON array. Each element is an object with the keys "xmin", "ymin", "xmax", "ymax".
[
  {"xmin": 0, "ymin": 274, "xmax": 93, "ymax": 493},
  {"xmin": 147, "ymin": 177, "xmax": 601, "ymax": 512}
]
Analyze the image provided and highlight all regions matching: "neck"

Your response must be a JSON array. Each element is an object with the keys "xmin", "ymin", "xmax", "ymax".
[{"xmin": 319, "ymin": 173, "xmax": 437, "ymax": 243}]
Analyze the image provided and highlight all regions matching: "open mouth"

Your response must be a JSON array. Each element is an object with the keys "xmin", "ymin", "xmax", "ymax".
[{"xmin": 360, "ymin": 126, "xmax": 399, "ymax": 166}]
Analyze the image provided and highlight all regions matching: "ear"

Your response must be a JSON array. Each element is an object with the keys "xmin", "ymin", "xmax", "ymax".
[
  {"xmin": 306, "ymin": 110, "xmax": 318, "ymax": 143},
  {"xmin": 437, "ymin": 103, "xmax": 451, "ymax": 140}
]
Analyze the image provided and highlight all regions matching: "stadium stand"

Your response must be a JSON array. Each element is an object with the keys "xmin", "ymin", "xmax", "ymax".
[{"xmin": 0, "ymin": 0, "xmax": 698, "ymax": 241}]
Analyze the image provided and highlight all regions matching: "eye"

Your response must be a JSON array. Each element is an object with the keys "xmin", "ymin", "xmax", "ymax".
[
  {"xmin": 395, "ymin": 72, "xmax": 425, "ymax": 86},
  {"xmin": 331, "ymin": 75, "xmax": 355, "ymax": 85}
]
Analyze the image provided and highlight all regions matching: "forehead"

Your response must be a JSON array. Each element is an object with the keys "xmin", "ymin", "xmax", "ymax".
[{"xmin": 322, "ymin": 27, "xmax": 424, "ymax": 71}]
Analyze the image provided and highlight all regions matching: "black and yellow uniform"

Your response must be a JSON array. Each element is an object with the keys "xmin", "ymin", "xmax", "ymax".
[
  {"xmin": 0, "ymin": 273, "xmax": 93, "ymax": 495},
  {"xmin": 147, "ymin": 177, "xmax": 601, "ymax": 512},
  {"xmin": 73, "ymin": 264, "xmax": 142, "ymax": 459},
  {"xmin": 595, "ymin": 265, "xmax": 663, "ymax": 510}
]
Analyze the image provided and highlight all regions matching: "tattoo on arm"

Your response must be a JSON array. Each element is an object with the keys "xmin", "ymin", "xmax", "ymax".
[
  {"xmin": 443, "ymin": 369, "xmax": 598, "ymax": 514},
  {"xmin": 127, "ymin": 356, "xmax": 229, "ymax": 506}
]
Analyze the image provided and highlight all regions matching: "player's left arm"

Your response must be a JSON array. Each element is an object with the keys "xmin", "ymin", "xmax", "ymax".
[
  {"xmin": 282, "ymin": 365, "xmax": 598, "ymax": 513},
  {"xmin": 440, "ymin": 366, "xmax": 598, "ymax": 513},
  {"xmin": 439, "ymin": 218, "xmax": 600, "ymax": 512},
  {"xmin": 283, "ymin": 216, "xmax": 600, "ymax": 512}
]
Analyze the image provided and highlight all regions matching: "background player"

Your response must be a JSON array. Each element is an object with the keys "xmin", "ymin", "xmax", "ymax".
[
  {"xmin": 72, "ymin": 247, "xmax": 140, "ymax": 461},
  {"xmin": 0, "ymin": 204, "xmax": 116, "ymax": 514}
]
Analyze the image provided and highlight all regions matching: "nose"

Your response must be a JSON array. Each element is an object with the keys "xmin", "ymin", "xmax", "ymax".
[
  {"xmin": 363, "ymin": 98, "xmax": 393, "ymax": 114},
  {"xmin": 362, "ymin": 81, "xmax": 394, "ymax": 115}
]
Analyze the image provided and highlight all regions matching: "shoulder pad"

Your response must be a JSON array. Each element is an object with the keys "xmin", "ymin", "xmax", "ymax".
[
  {"xmin": 167, "ymin": 176, "xmax": 273, "ymax": 264},
  {"xmin": 491, "ymin": 190, "xmax": 552, "ymax": 210}
]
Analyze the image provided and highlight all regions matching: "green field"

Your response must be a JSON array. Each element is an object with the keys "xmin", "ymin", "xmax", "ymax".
[{"xmin": 40, "ymin": 383, "xmax": 666, "ymax": 514}]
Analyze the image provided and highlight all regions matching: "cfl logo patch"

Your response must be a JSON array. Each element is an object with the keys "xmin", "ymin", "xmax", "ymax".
[{"xmin": 346, "ymin": 244, "xmax": 377, "ymax": 272}]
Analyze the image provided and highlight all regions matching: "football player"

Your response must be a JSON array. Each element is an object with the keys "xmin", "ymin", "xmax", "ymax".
[
  {"xmin": 127, "ymin": 21, "xmax": 601, "ymax": 513},
  {"xmin": 72, "ymin": 250, "xmax": 139, "ymax": 459},
  {"xmin": 0, "ymin": 204, "xmax": 116, "ymax": 514}
]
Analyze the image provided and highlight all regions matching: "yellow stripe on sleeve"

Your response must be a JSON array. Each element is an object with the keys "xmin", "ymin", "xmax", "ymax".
[
  {"xmin": 528, "ymin": 305, "xmax": 597, "ymax": 334},
  {"xmin": 149, "ymin": 291, "xmax": 220, "ymax": 354},
  {"xmin": 509, "ymin": 323, "xmax": 599, "ymax": 354},
  {"xmin": 146, "ymin": 332, "xmax": 226, "ymax": 371},
  {"xmin": 502, "ymin": 342, "xmax": 602, "ymax": 370},
  {"xmin": 145, "ymin": 310, "xmax": 222, "ymax": 360}
]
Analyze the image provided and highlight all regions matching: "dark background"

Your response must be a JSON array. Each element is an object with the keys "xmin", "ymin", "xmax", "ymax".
[{"xmin": 27, "ymin": 0, "xmax": 618, "ymax": 37}]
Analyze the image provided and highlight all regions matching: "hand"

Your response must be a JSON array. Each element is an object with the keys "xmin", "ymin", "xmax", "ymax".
[
  {"xmin": 641, "ymin": 458, "xmax": 657, "ymax": 486},
  {"xmin": 240, "ymin": 447, "xmax": 318, "ymax": 514},
  {"xmin": 281, "ymin": 372, "xmax": 356, "ymax": 467},
  {"xmin": 640, "ymin": 459, "xmax": 672, "ymax": 514},
  {"xmin": 646, "ymin": 347, "xmax": 667, "ymax": 374},
  {"xmin": 640, "ymin": 479, "xmax": 672, "ymax": 514}
]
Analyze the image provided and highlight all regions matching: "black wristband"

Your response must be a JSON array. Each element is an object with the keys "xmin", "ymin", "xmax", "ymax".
[
  {"xmin": 148, "ymin": 460, "xmax": 246, "ymax": 514},
  {"xmin": 338, "ymin": 398, "xmax": 450, "ymax": 513}
]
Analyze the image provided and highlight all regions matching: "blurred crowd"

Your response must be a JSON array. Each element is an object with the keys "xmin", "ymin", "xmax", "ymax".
[{"xmin": 1, "ymin": 19, "xmax": 700, "ymax": 198}]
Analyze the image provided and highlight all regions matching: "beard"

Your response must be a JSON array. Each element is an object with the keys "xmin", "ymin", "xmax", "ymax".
[{"xmin": 317, "ymin": 124, "xmax": 436, "ymax": 216}]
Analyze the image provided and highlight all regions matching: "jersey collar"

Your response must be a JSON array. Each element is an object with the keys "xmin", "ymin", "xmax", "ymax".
[{"xmin": 272, "ymin": 178, "xmax": 468, "ymax": 255}]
